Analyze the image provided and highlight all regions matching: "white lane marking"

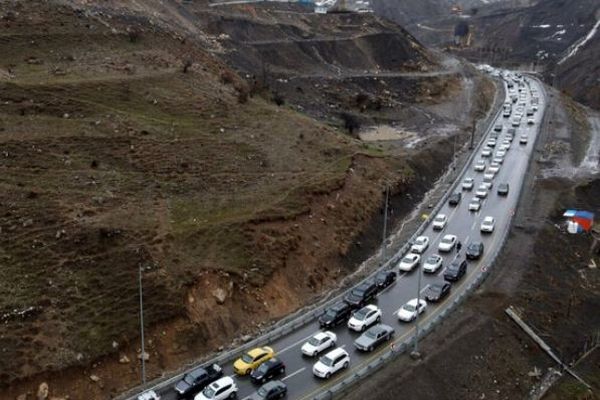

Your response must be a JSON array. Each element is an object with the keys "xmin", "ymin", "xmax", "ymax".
[
  {"xmin": 470, "ymin": 219, "xmax": 478, "ymax": 230},
  {"xmin": 282, "ymin": 367, "xmax": 306, "ymax": 381},
  {"xmin": 279, "ymin": 333, "xmax": 317, "ymax": 354},
  {"xmin": 437, "ymin": 267, "xmax": 447, "ymax": 277},
  {"xmin": 420, "ymin": 284, "xmax": 430, "ymax": 294},
  {"xmin": 464, "ymin": 235, "xmax": 470, "ymax": 245}
]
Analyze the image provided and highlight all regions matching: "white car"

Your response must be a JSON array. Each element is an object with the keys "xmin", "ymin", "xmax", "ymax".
[
  {"xmin": 398, "ymin": 253, "xmax": 420, "ymax": 271},
  {"xmin": 432, "ymin": 214, "xmax": 447, "ymax": 230},
  {"xmin": 499, "ymin": 144, "xmax": 510, "ymax": 152},
  {"xmin": 527, "ymin": 118, "xmax": 535, "ymax": 125},
  {"xmin": 503, "ymin": 109, "xmax": 511, "ymax": 118},
  {"xmin": 480, "ymin": 216, "xmax": 495, "ymax": 233},
  {"xmin": 495, "ymin": 150, "xmax": 506, "ymax": 158},
  {"xmin": 313, "ymin": 348, "xmax": 349, "ymax": 379},
  {"xmin": 138, "ymin": 391, "xmax": 160, "ymax": 400},
  {"xmin": 194, "ymin": 377, "xmax": 237, "ymax": 400},
  {"xmin": 520, "ymin": 134, "xmax": 528, "ymax": 144},
  {"xmin": 302, "ymin": 331, "xmax": 337, "ymax": 357},
  {"xmin": 423, "ymin": 254, "xmax": 443, "ymax": 274},
  {"xmin": 347, "ymin": 305, "xmax": 382, "ymax": 332},
  {"xmin": 486, "ymin": 139, "xmax": 497, "ymax": 148},
  {"xmin": 462, "ymin": 177, "xmax": 475, "ymax": 190},
  {"xmin": 410, "ymin": 236, "xmax": 429, "ymax": 254},
  {"xmin": 489, "ymin": 166, "xmax": 500, "ymax": 176},
  {"xmin": 482, "ymin": 176, "xmax": 494, "ymax": 189},
  {"xmin": 484, "ymin": 171, "xmax": 495, "ymax": 181},
  {"xmin": 512, "ymin": 118, "xmax": 521, "ymax": 127},
  {"xmin": 438, "ymin": 234, "xmax": 457, "ymax": 252},
  {"xmin": 397, "ymin": 298, "xmax": 427, "ymax": 322},
  {"xmin": 492, "ymin": 157, "xmax": 503, "ymax": 165},
  {"xmin": 481, "ymin": 148, "xmax": 492, "ymax": 157},
  {"xmin": 468, "ymin": 197, "xmax": 481, "ymax": 211},
  {"xmin": 475, "ymin": 184, "xmax": 489, "ymax": 198},
  {"xmin": 474, "ymin": 160, "xmax": 486, "ymax": 172}
]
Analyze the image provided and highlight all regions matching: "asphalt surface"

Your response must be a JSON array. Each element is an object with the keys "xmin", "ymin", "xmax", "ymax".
[{"xmin": 153, "ymin": 74, "xmax": 545, "ymax": 400}]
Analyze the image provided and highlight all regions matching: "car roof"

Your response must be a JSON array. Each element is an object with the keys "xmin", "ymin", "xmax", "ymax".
[
  {"xmin": 367, "ymin": 324, "xmax": 390, "ymax": 334},
  {"xmin": 262, "ymin": 380, "xmax": 285, "ymax": 390},
  {"xmin": 248, "ymin": 347, "xmax": 267, "ymax": 357},
  {"xmin": 211, "ymin": 376, "xmax": 233, "ymax": 389},
  {"xmin": 360, "ymin": 304, "xmax": 378, "ymax": 312},
  {"xmin": 325, "ymin": 347, "xmax": 348, "ymax": 358},
  {"xmin": 263, "ymin": 358, "xmax": 282, "ymax": 367},
  {"xmin": 483, "ymin": 216, "xmax": 494, "ymax": 222},
  {"xmin": 313, "ymin": 331, "xmax": 330, "ymax": 340},
  {"xmin": 331, "ymin": 302, "xmax": 348, "ymax": 311},
  {"xmin": 406, "ymin": 298, "xmax": 421, "ymax": 306},
  {"xmin": 357, "ymin": 281, "xmax": 374, "ymax": 290},
  {"xmin": 187, "ymin": 366, "xmax": 208, "ymax": 378}
]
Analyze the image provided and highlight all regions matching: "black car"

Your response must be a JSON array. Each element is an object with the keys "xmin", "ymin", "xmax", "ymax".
[
  {"xmin": 466, "ymin": 242, "xmax": 484, "ymax": 260},
  {"xmin": 251, "ymin": 380, "xmax": 287, "ymax": 400},
  {"xmin": 250, "ymin": 358, "xmax": 285, "ymax": 384},
  {"xmin": 444, "ymin": 259, "xmax": 467, "ymax": 282},
  {"xmin": 493, "ymin": 124, "xmax": 502, "ymax": 132},
  {"xmin": 507, "ymin": 127, "xmax": 516, "ymax": 136},
  {"xmin": 497, "ymin": 183, "xmax": 509, "ymax": 196},
  {"xmin": 425, "ymin": 282, "xmax": 451, "ymax": 303},
  {"xmin": 344, "ymin": 281, "xmax": 378, "ymax": 308},
  {"xmin": 174, "ymin": 364, "xmax": 223, "ymax": 398},
  {"xmin": 319, "ymin": 302, "xmax": 352, "ymax": 328},
  {"xmin": 374, "ymin": 270, "xmax": 396, "ymax": 289},
  {"xmin": 448, "ymin": 192, "xmax": 462, "ymax": 206}
]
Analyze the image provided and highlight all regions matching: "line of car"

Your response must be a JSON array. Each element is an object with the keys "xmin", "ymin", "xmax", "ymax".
[{"xmin": 139, "ymin": 74, "xmax": 538, "ymax": 400}]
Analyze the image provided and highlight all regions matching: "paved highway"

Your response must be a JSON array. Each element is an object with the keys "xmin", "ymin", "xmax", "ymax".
[{"xmin": 145, "ymin": 73, "xmax": 545, "ymax": 400}]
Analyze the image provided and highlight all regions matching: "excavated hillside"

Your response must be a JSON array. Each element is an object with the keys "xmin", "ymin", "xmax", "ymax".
[{"xmin": 0, "ymin": 1, "xmax": 496, "ymax": 398}]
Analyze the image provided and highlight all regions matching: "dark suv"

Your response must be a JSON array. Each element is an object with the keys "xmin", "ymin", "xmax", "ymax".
[
  {"xmin": 443, "ymin": 259, "xmax": 467, "ymax": 282},
  {"xmin": 174, "ymin": 364, "xmax": 223, "ymax": 398},
  {"xmin": 319, "ymin": 302, "xmax": 352, "ymax": 328},
  {"xmin": 374, "ymin": 270, "xmax": 396, "ymax": 289},
  {"xmin": 344, "ymin": 281, "xmax": 378, "ymax": 308},
  {"xmin": 466, "ymin": 242, "xmax": 484, "ymax": 260},
  {"xmin": 448, "ymin": 192, "xmax": 461, "ymax": 206},
  {"xmin": 250, "ymin": 358, "xmax": 285, "ymax": 384}
]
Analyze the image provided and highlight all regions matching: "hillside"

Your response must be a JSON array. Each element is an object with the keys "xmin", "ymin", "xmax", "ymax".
[{"xmin": 0, "ymin": 1, "xmax": 496, "ymax": 398}]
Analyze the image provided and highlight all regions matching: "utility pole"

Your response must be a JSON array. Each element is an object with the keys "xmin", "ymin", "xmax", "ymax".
[
  {"xmin": 381, "ymin": 184, "xmax": 389, "ymax": 264},
  {"xmin": 469, "ymin": 119, "xmax": 476, "ymax": 150},
  {"xmin": 138, "ymin": 263, "xmax": 147, "ymax": 384},
  {"xmin": 411, "ymin": 265, "xmax": 423, "ymax": 359}
]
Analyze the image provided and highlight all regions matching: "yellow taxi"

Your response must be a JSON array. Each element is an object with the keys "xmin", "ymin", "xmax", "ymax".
[{"xmin": 233, "ymin": 346, "xmax": 275, "ymax": 375}]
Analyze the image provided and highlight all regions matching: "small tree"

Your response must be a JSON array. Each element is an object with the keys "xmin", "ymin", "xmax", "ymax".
[{"xmin": 340, "ymin": 112, "xmax": 360, "ymax": 135}]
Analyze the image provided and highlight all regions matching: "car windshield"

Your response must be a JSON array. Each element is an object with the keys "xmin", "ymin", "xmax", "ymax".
[
  {"xmin": 256, "ymin": 363, "xmax": 269, "ymax": 373},
  {"xmin": 403, "ymin": 304, "xmax": 416, "ymax": 312},
  {"xmin": 376, "ymin": 272, "xmax": 388, "ymax": 281},
  {"xmin": 448, "ymin": 263, "xmax": 459, "ymax": 271},
  {"xmin": 442, "ymin": 237, "xmax": 453, "ymax": 244},
  {"xmin": 469, "ymin": 244, "xmax": 480, "ymax": 251},
  {"xmin": 351, "ymin": 288, "xmax": 365, "ymax": 297},
  {"xmin": 203, "ymin": 386, "xmax": 216, "ymax": 399},
  {"xmin": 320, "ymin": 356, "xmax": 334, "ymax": 367},
  {"xmin": 435, "ymin": 215, "xmax": 445, "ymax": 222},
  {"xmin": 183, "ymin": 374, "xmax": 194, "ymax": 384},
  {"xmin": 241, "ymin": 353, "xmax": 255, "ymax": 363},
  {"xmin": 415, "ymin": 237, "xmax": 426, "ymax": 245},
  {"xmin": 430, "ymin": 285, "xmax": 442, "ymax": 294},
  {"xmin": 402, "ymin": 255, "xmax": 414, "ymax": 263},
  {"xmin": 325, "ymin": 309, "xmax": 338, "ymax": 318},
  {"xmin": 426, "ymin": 256, "xmax": 439, "ymax": 264},
  {"xmin": 308, "ymin": 336, "xmax": 321, "ymax": 346},
  {"xmin": 364, "ymin": 329, "xmax": 378, "ymax": 339},
  {"xmin": 354, "ymin": 307, "xmax": 370, "ymax": 319}
]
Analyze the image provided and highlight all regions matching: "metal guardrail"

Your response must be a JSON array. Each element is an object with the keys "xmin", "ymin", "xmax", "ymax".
[
  {"xmin": 120, "ymin": 77, "xmax": 507, "ymax": 400},
  {"xmin": 309, "ymin": 75, "xmax": 547, "ymax": 400}
]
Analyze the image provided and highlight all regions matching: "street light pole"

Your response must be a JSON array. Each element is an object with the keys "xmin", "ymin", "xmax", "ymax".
[
  {"xmin": 412, "ymin": 264, "xmax": 423, "ymax": 358},
  {"xmin": 138, "ymin": 263, "xmax": 147, "ymax": 384},
  {"xmin": 381, "ymin": 184, "xmax": 389, "ymax": 264}
]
